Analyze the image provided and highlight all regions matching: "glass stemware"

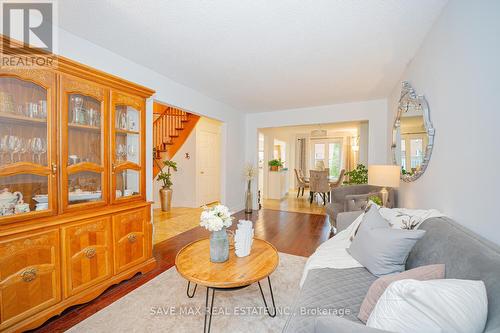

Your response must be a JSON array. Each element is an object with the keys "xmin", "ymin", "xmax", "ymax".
[
  {"xmin": 116, "ymin": 144, "xmax": 125, "ymax": 162},
  {"xmin": 7, "ymin": 135, "xmax": 19, "ymax": 163},
  {"xmin": 39, "ymin": 138, "xmax": 47, "ymax": 165},
  {"xmin": 16, "ymin": 138, "xmax": 28, "ymax": 162},
  {"xmin": 31, "ymin": 137, "xmax": 43, "ymax": 164},
  {"xmin": 88, "ymin": 108, "xmax": 98, "ymax": 127},
  {"xmin": 127, "ymin": 144, "xmax": 136, "ymax": 160},
  {"xmin": 0, "ymin": 135, "xmax": 9, "ymax": 164},
  {"xmin": 119, "ymin": 111, "xmax": 127, "ymax": 130},
  {"xmin": 72, "ymin": 96, "xmax": 84, "ymax": 124}
]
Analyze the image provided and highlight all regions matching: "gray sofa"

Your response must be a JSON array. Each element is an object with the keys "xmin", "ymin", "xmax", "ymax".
[
  {"xmin": 326, "ymin": 185, "xmax": 395, "ymax": 227},
  {"xmin": 283, "ymin": 211, "xmax": 500, "ymax": 333}
]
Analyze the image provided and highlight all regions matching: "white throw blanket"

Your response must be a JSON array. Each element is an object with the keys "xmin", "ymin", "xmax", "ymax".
[{"xmin": 299, "ymin": 206, "xmax": 444, "ymax": 286}]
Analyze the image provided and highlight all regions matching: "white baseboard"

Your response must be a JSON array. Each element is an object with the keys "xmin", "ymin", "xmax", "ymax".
[{"xmin": 229, "ymin": 204, "xmax": 245, "ymax": 214}]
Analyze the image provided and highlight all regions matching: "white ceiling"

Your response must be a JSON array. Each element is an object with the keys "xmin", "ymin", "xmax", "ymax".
[{"xmin": 58, "ymin": 0, "xmax": 447, "ymax": 112}]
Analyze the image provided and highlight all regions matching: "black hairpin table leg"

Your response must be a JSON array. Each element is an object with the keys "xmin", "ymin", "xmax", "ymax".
[
  {"xmin": 187, "ymin": 281, "xmax": 198, "ymax": 298},
  {"xmin": 204, "ymin": 287, "xmax": 215, "ymax": 333},
  {"xmin": 258, "ymin": 276, "xmax": 276, "ymax": 318}
]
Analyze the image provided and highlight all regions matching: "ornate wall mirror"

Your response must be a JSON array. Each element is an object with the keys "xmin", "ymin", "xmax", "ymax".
[{"xmin": 392, "ymin": 81, "xmax": 435, "ymax": 182}]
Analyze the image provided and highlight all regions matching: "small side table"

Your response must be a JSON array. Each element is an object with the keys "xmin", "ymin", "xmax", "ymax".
[{"xmin": 175, "ymin": 238, "xmax": 279, "ymax": 333}]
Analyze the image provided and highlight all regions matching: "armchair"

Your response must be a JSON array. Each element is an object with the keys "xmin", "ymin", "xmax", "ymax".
[{"xmin": 326, "ymin": 184, "xmax": 395, "ymax": 227}]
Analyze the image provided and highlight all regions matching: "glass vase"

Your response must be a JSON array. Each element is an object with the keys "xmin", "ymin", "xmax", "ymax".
[
  {"xmin": 245, "ymin": 180, "xmax": 253, "ymax": 214},
  {"xmin": 210, "ymin": 228, "xmax": 229, "ymax": 263}
]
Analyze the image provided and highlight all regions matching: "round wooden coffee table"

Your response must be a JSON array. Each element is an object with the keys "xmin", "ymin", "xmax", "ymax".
[{"xmin": 175, "ymin": 238, "xmax": 279, "ymax": 333}]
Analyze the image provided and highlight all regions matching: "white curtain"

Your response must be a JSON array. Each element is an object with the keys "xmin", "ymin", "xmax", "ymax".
[{"xmin": 297, "ymin": 138, "xmax": 306, "ymax": 172}]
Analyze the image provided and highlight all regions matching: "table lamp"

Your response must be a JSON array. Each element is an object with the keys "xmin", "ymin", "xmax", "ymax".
[{"xmin": 368, "ymin": 165, "xmax": 400, "ymax": 207}]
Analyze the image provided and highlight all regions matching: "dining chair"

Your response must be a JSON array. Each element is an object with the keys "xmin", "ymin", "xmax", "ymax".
[
  {"xmin": 309, "ymin": 170, "xmax": 330, "ymax": 205},
  {"xmin": 294, "ymin": 169, "xmax": 309, "ymax": 197},
  {"xmin": 329, "ymin": 169, "xmax": 346, "ymax": 189}
]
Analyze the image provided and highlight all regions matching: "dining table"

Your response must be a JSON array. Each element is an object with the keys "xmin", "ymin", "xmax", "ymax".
[{"xmin": 303, "ymin": 176, "xmax": 341, "ymax": 186}]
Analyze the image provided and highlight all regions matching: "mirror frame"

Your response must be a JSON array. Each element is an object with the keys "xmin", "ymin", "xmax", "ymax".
[{"xmin": 391, "ymin": 81, "xmax": 435, "ymax": 182}]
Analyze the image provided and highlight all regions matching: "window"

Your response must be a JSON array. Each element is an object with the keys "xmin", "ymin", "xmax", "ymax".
[
  {"xmin": 274, "ymin": 139, "xmax": 286, "ymax": 166},
  {"xmin": 328, "ymin": 143, "xmax": 342, "ymax": 178},
  {"xmin": 401, "ymin": 139, "xmax": 406, "ymax": 171},
  {"xmin": 311, "ymin": 139, "xmax": 343, "ymax": 178},
  {"xmin": 410, "ymin": 138, "xmax": 423, "ymax": 168},
  {"xmin": 400, "ymin": 136, "xmax": 425, "ymax": 173},
  {"xmin": 313, "ymin": 143, "xmax": 325, "ymax": 168}
]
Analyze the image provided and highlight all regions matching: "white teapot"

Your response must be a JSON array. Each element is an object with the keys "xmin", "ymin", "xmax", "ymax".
[{"xmin": 0, "ymin": 188, "xmax": 23, "ymax": 208}]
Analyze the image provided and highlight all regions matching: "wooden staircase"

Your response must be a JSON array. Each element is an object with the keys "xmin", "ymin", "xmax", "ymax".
[{"xmin": 153, "ymin": 103, "xmax": 200, "ymax": 178}]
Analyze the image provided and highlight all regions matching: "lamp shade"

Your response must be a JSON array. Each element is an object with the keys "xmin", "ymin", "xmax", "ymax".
[{"xmin": 368, "ymin": 165, "xmax": 400, "ymax": 188}]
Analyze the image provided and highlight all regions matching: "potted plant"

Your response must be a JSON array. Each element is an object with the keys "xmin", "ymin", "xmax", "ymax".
[
  {"xmin": 157, "ymin": 160, "xmax": 177, "ymax": 211},
  {"xmin": 343, "ymin": 164, "xmax": 368, "ymax": 185},
  {"xmin": 268, "ymin": 159, "xmax": 283, "ymax": 171}
]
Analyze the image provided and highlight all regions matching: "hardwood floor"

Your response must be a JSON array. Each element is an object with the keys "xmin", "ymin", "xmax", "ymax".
[
  {"xmin": 262, "ymin": 189, "xmax": 328, "ymax": 215},
  {"xmin": 153, "ymin": 206, "xmax": 205, "ymax": 244},
  {"xmin": 30, "ymin": 209, "xmax": 331, "ymax": 332}
]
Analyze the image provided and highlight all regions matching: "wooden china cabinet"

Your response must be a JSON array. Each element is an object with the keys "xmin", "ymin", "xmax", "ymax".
[{"xmin": 0, "ymin": 37, "xmax": 155, "ymax": 332}]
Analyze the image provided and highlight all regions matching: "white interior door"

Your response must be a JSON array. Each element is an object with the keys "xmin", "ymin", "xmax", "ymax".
[{"xmin": 197, "ymin": 130, "xmax": 220, "ymax": 206}]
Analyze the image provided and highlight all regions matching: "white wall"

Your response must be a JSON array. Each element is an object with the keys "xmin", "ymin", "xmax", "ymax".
[
  {"xmin": 358, "ymin": 122, "xmax": 369, "ymax": 166},
  {"xmin": 387, "ymin": 0, "xmax": 500, "ymax": 244},
  {"xmin": 246, "ymin": 99, "xmax": 388, "ymax": 207},
  {"xmin": 153, "ymin": 130, "xmax": 197, "ymax": 208},
  {"xmin": 57, "ymin": 28, "xmax": 246, "ymax": 212}
]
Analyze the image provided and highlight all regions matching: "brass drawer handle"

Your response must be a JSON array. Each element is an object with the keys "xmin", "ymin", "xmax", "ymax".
[
  {"xmin": 84, "ymin": 247, "xmax": 97, "ymax": 259},
  {"xmin": 127, "ymin": 233, "xmax": 137, "ymax": 243},
  {"xmin": 20, "ymin": 267, "xmax": 38, "ymax": 283}
]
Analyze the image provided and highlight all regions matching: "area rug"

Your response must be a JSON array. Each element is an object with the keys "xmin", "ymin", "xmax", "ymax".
[{"xmin": 69, "ymin": 252, "xmax": 306, "ymax": 332}]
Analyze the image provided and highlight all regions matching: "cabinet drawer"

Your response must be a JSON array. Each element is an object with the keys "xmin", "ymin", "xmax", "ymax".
[
  {"xmin": 62, "ymin": 217, "xmax": 113, "ymax": 297},
  {"xmin": 0, "ymin": 229, "xmax": 61, "ymax": 329},
  {"xmin": 112, "ymin": 208, "xmax": 147, "ymax": 274}
]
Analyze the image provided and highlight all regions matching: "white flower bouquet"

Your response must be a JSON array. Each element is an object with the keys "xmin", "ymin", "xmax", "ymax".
[{"xmin": 200, "ymin": 204, "xmax": 233, "ymax": 232}]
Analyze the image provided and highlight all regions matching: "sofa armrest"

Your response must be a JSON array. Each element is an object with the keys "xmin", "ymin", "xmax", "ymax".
[
  {"xmin": 314, "ymin": 316, "xmax": 390, "ymax": 333},
  {"xmin": 344, "ymin": 193, "xmax": 373, "ymax": 212},
  {"xmin": 336, "ymin": 211, "xmax": 363, "ymax": 233}
]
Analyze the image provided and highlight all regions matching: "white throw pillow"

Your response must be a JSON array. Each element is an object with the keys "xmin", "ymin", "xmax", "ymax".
[{"xmin": 367, "ymin": 279, "xmax": 488, "ymax": 333}]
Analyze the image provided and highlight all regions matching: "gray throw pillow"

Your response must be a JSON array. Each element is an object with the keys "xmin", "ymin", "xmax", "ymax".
[
  {"xmin": 348, "ymin": 207, "xmax": 426, "ymax": 277},
  {"xmin": 357, "ymin": 205, "xmax": 389, "ymax": 234},
  {"xmin": 350, "ymin": 205, "xmax": 389, "ymax": 241}
]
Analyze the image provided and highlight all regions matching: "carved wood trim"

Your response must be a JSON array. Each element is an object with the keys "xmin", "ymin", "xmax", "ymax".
[
  {"xmin": 114, "ymin": 161, "xmax": 141, "ymax": 173},
  {"xmin": 67, "ymin": 162, "xmax": 105, "ymax": 175},
  {"xmin": 0, "ymin": 162, "xmax": 51, "ymax": 177},
  {"xmin": 114, "ymin": 93, "xmax": 142, "ymax": 110},
  {"xmin": 0, "ymin": 68, "xmax": 53, "ymax": 88},
  {"xmin": 0, "ymin": 235, "xmax": 53, "ymax": 257},
  {"xmin": 73, "ymin": 220, "xmax": 105, "ymax": 236},
  {"xmin": 118, "ymin": 209, "xmax": 144, "ymax": 225},
  {"xmin": 63, "ymin": 77, "xmax": 105, "ymax": 100}
]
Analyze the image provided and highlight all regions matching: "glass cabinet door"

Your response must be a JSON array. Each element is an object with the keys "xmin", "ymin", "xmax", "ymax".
[
  {"xmin": 60, "ymin": 76, "xmax": 108, "ymax": 211},
  {"xmin": 111, "ymin": 92, "xmax": 144, "ymax": 203},
  {"xmin": 0, "ymin": 70, "xmax": 57, "ymax": 222}
]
